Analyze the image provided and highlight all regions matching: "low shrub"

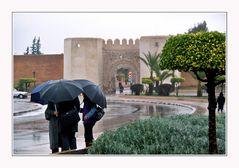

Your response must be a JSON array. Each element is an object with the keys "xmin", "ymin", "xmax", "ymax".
[
  {"xmin": 155, "ymin": 84, "xmax": 173, "ymax": 96},
  {"xmin": 88, "ymin": 114, "xmax": 225, "ymax": 154},
  {"xmin": 130, "ymin": 84, "xmax": 144, "ymax": 95}
]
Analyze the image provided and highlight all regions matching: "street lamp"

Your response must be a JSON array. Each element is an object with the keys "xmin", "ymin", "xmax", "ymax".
[
  {"xmin": 32, "ymin": 71, "xmax": 36, "ymax": 78},
  {"xmin": 32, "ymin": 70, "xmax": 36, "ymax": 87}
]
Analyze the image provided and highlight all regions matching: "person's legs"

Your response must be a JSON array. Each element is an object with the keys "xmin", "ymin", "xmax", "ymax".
[
  {"xmin": 84, "ymin": 124, "xmax": 95, "ymax": 147},
  {"xmin": 61, "ymin": 132, "xmax": 70, "ymax": 151},
  {"xmin": 69, "ymin": 132, "xmax": 77, "ymax": 150},
  {"xmin": 52, "ymin": 148, "xmax": 59, "ymax": 153}
]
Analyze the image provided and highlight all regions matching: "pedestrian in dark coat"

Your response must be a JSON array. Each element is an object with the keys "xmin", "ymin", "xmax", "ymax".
[
  {"xmin": 217, "ymin": 92, "xmax": 225, "ymax": 113},
  {"xmin": 119, "ymin": 82, "xmax": 124, "ymax": 93},
  {"xmin": 45, "ymin": 101, "xmax": 61, "ymax": 153},
  {"xmin": 57, "ymin": 97, "xmax": 80, "ymax": 151},
  {"xmin": 81, "ymin": 93, "xmax": 97, "ymax": 148}
]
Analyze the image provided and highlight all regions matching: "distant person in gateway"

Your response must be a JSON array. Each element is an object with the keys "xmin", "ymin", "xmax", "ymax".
[{"xmin": 217, "ymin": 92, "xmax": 225, "ymax": 113}]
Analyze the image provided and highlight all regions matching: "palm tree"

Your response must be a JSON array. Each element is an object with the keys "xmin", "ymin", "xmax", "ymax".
[
  {"xmin": 150, "ymin": 53, "xmax": 173, "ymax": 89},
  {"xmin": 140, "ymin": 52, "xmax": 160, "ymax": 95},
  {"xmin": 152, "ymin": 62, "xmax": 173, "ymax": 86}
]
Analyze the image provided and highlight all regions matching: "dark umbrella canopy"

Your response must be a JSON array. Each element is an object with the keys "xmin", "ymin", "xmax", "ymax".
[
  {"xmin": 40, "ymin": 80, "xmax": 83, "ymax": 103},
  {"xmin": 74, "ymin": 79, "xmax": 107, "ymax": 108},
  {"xmin": 31, "ymin": 80, "xmax": 56, "ymax": 105}
]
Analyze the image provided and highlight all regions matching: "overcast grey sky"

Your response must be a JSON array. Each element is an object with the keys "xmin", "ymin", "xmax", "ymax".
[{"xmin": 13, "ymin": 12, "xmax": 226, "ymax": 54}]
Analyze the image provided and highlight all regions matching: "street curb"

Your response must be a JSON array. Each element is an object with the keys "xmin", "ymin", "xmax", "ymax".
[
  {"xmin": 13, "ymin": 100, "xmax": 43, "ymax": 116},
  {"xmin": 14, "ymin": 106, "xmax": 43, "ymax": 116},
  {"xmin": 107, "ymin": 98, "xmax": 197, "ymax": 114}
]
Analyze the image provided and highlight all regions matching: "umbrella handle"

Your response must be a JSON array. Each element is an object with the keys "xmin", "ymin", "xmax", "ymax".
[
  {"xmin": 54, "ymin": 104, "xmax": 59, "ymax": 117},
  {"xmin": 54, "ymin": 104, "xmax": 57, "ymax": 111}
]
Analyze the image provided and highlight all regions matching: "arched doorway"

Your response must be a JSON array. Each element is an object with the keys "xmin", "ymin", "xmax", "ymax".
[{"xmin": 103, "ymin": 59, "xmax": 140, "ymax": 94}]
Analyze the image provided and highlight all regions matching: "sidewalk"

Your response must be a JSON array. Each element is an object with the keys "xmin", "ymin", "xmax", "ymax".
[{"xmin": 13, "ymin": 97, "xmax": 43, "ymax": 115}]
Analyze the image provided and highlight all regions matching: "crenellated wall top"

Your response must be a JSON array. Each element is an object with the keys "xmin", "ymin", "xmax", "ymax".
[{"xmin": 103, "ymin": 38, "xmax": 139, "ymax": 49}]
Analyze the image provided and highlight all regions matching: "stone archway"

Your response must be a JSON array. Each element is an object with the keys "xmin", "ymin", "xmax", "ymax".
[{"xmin": 103, "ymin": 59, "xmax": 140, "ymax": 94}]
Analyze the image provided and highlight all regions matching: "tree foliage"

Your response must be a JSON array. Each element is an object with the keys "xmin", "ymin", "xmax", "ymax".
[
  {"xmin": 140, "ymin": 52, "xmax": 160, "ymax": 95},
  {"xmin": 170, "ymin": 77, "xmax": 185, "ymax": 96},
  {"xmin": 15, "ymin": 78, "xmax": 36, "ymax": 92},
  {"xmin": 170, "ymin": 77, "xmax": 185, "ymax": 83},
  {"xmin": 188, "ymin": 21, "xmax": 209, "ymax": 96},
  {"xmin": 26, "ymin": 36, "xmax": 42, "ymax": 55},
  {"xmin": 24, "ymin": 47, "xmax": 30, "ymax": 55},
  {"xmin": 160, "ymin": 31, "xmax": 226, "ymax": 154},
  {"xmin": 140, "ymin": 51, "xmax": 160, "ymax": 79},
  {"xmin": 160, "ymin": 31, "xmax": 225, "ymax": 74},
  {"xmin": 30, "ymin": 36, "xmax": 37, "ymax": 54},
  {"xmin": 188, "ymin": 21, "xmax": 209, "ymax": 33},
  {"xmin": 142, "ymin": 77, "xmax": 153, "ymax": 85},
  {"xmin": 36, "ymin": 37, "xmax": 42, "ymax": 55},
  {"xmin": 142, "ymin": 77, "xmax": 153, "ymax": 95}
]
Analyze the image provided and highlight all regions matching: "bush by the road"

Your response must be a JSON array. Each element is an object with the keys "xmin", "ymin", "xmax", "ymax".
[{"xmin": 88, "ymin": 114, "xmax": 225, "ymax": 154}]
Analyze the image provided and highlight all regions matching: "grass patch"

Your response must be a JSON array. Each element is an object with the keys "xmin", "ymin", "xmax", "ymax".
[
  {"xmin": 179, "ymin": 87, "xmax": 197, "ymax": 90},
  {"xmin": 88, "ymin": 114, "xmax": 225, "ymax": 154}
]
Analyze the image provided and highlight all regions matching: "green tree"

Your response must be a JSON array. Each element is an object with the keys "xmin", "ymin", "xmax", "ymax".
[
  {"xmin": 140, "ymin": 52, "xmax": 160, "ymax": 95},
  {"xmin": 151, "ymin": 53, "xmax": 173, "ymax": 87},
  {"xmin": 170, "ymin": 77, "xmax": 185, "ymax": 96},
  {"xmin": 142, "ymin": 77, "xmax": 153, "ymax": 95},
  {"xmin": 188, "ymin": 21, "xmax": 208, "ymax": 96},
  {"xmin": 156, "ymin": 70, "xmax": 173, "ymax": 85},
  {"xmin": 30, "ymin": 36, "xmax": 37, "ymax": 54},
  {"xmin": 160, "ymin": 31, "xmax": 225, "ymax": 154},
  {"xmin": 188, "ymin": 20, "xmax": 208, "ymax": 33},
  {"xmin": 36, "ymin": 37, "xmax": 42, "ymax": 55},
  {"xmin": 30, "ymin": 36, "xmax": 42, "ymax": 55},
  {"xmin": 15, "ymin": 78, "xmax": 36, "ymax": 92},
  {"xmin": 24, "ymin": 46, "xmax": 30, "ymax": 55}
]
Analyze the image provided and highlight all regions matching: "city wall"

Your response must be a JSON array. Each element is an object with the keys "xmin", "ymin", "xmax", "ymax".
[
  {"xmin": 13, "ymin": 37, "xmax": 197, "ymax": 91},
  {"xmin": 14, "ymin": 54, "xmax": 63, "ymax": 88}
]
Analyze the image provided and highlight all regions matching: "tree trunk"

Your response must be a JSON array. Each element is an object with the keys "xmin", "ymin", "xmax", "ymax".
[
  {"xmin": 156, "ymin": 80, "xmax": 159, "ymax": 88},
  {"xmin": 197, "ymin": 80, "xmax": 202, "ymax": 97},
  {"xmin": 176, "ymin": 87, "xmax": 178, "ymax": 96},
  {"xmin": 148, "ymin": 83, "xmax": 153, "ymax": 95},
  {"xmin": 206, "ymin": 72, "xmax": 218, "ymax": 154},
  {"xmin": 149, "ymin": 71, "xmax": 153, "ymax": 95}
]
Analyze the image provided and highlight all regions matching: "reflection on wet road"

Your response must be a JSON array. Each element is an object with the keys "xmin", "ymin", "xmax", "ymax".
[{"xmin": 13, "ymin": 101, "xmax": 192, "ymax": 155}]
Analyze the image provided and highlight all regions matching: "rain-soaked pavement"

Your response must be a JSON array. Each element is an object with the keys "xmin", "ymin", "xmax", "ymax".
[{"xmin": 13, "ymin": 95, "xmax": 207, "ymax": 155}]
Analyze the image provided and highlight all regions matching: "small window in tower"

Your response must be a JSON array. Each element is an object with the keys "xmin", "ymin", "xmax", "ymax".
[{"xmin": 155, "ymin": 42, "xmax": 159, "ymax": 47}]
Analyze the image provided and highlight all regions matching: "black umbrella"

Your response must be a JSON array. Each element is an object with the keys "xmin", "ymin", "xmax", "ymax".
[
  {"xmin": 31, "ymin": 80, "xmax": 56, "ymax": 105},
  {"xmin": 74, "ymin": 79, "xmax": 107, "ymax": 108},
  {"xmin": 40, "ymin": 79, "xmax": 83, "ymax": 103}
]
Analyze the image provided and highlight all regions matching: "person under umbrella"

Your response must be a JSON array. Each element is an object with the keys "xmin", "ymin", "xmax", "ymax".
[
  {"xmin": 45, "ymin": 101, "xmax": 61, "ymax": 153},
  {"xmin": 40, "ymin": 79, "xmax": 83, "ymax": 152},
  {"xmin": 56, "ymin": 97, "xmax": 80, "ymax": 151},
  {"xmin": 80, "ymin": 93, "xmax": 97, "ymax": 148},
  {"xmin": 74, "ymin": 79, "xmax": 107, "ymax": 108}
]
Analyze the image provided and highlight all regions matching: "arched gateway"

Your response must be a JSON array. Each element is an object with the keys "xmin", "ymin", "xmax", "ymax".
[{"xmin": 64, "ymin": 36, "xmax": 169, "ymax": 94}]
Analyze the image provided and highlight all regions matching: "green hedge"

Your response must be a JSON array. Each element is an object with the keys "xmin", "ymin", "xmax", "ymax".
[{"xmin": 88, "ymin": 114, "xmax": 225, "ymax": 154}]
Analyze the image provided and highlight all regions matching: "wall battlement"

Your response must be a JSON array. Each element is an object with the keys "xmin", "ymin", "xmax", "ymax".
[{"xmin": 103, "ymin": 38, "xmax": 139, "ymax": 49}]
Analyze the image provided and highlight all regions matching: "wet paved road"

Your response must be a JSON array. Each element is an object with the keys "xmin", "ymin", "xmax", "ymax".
[{"xmin": 13, "ymin": 95, "xmax": 206, "ymax": 155}]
